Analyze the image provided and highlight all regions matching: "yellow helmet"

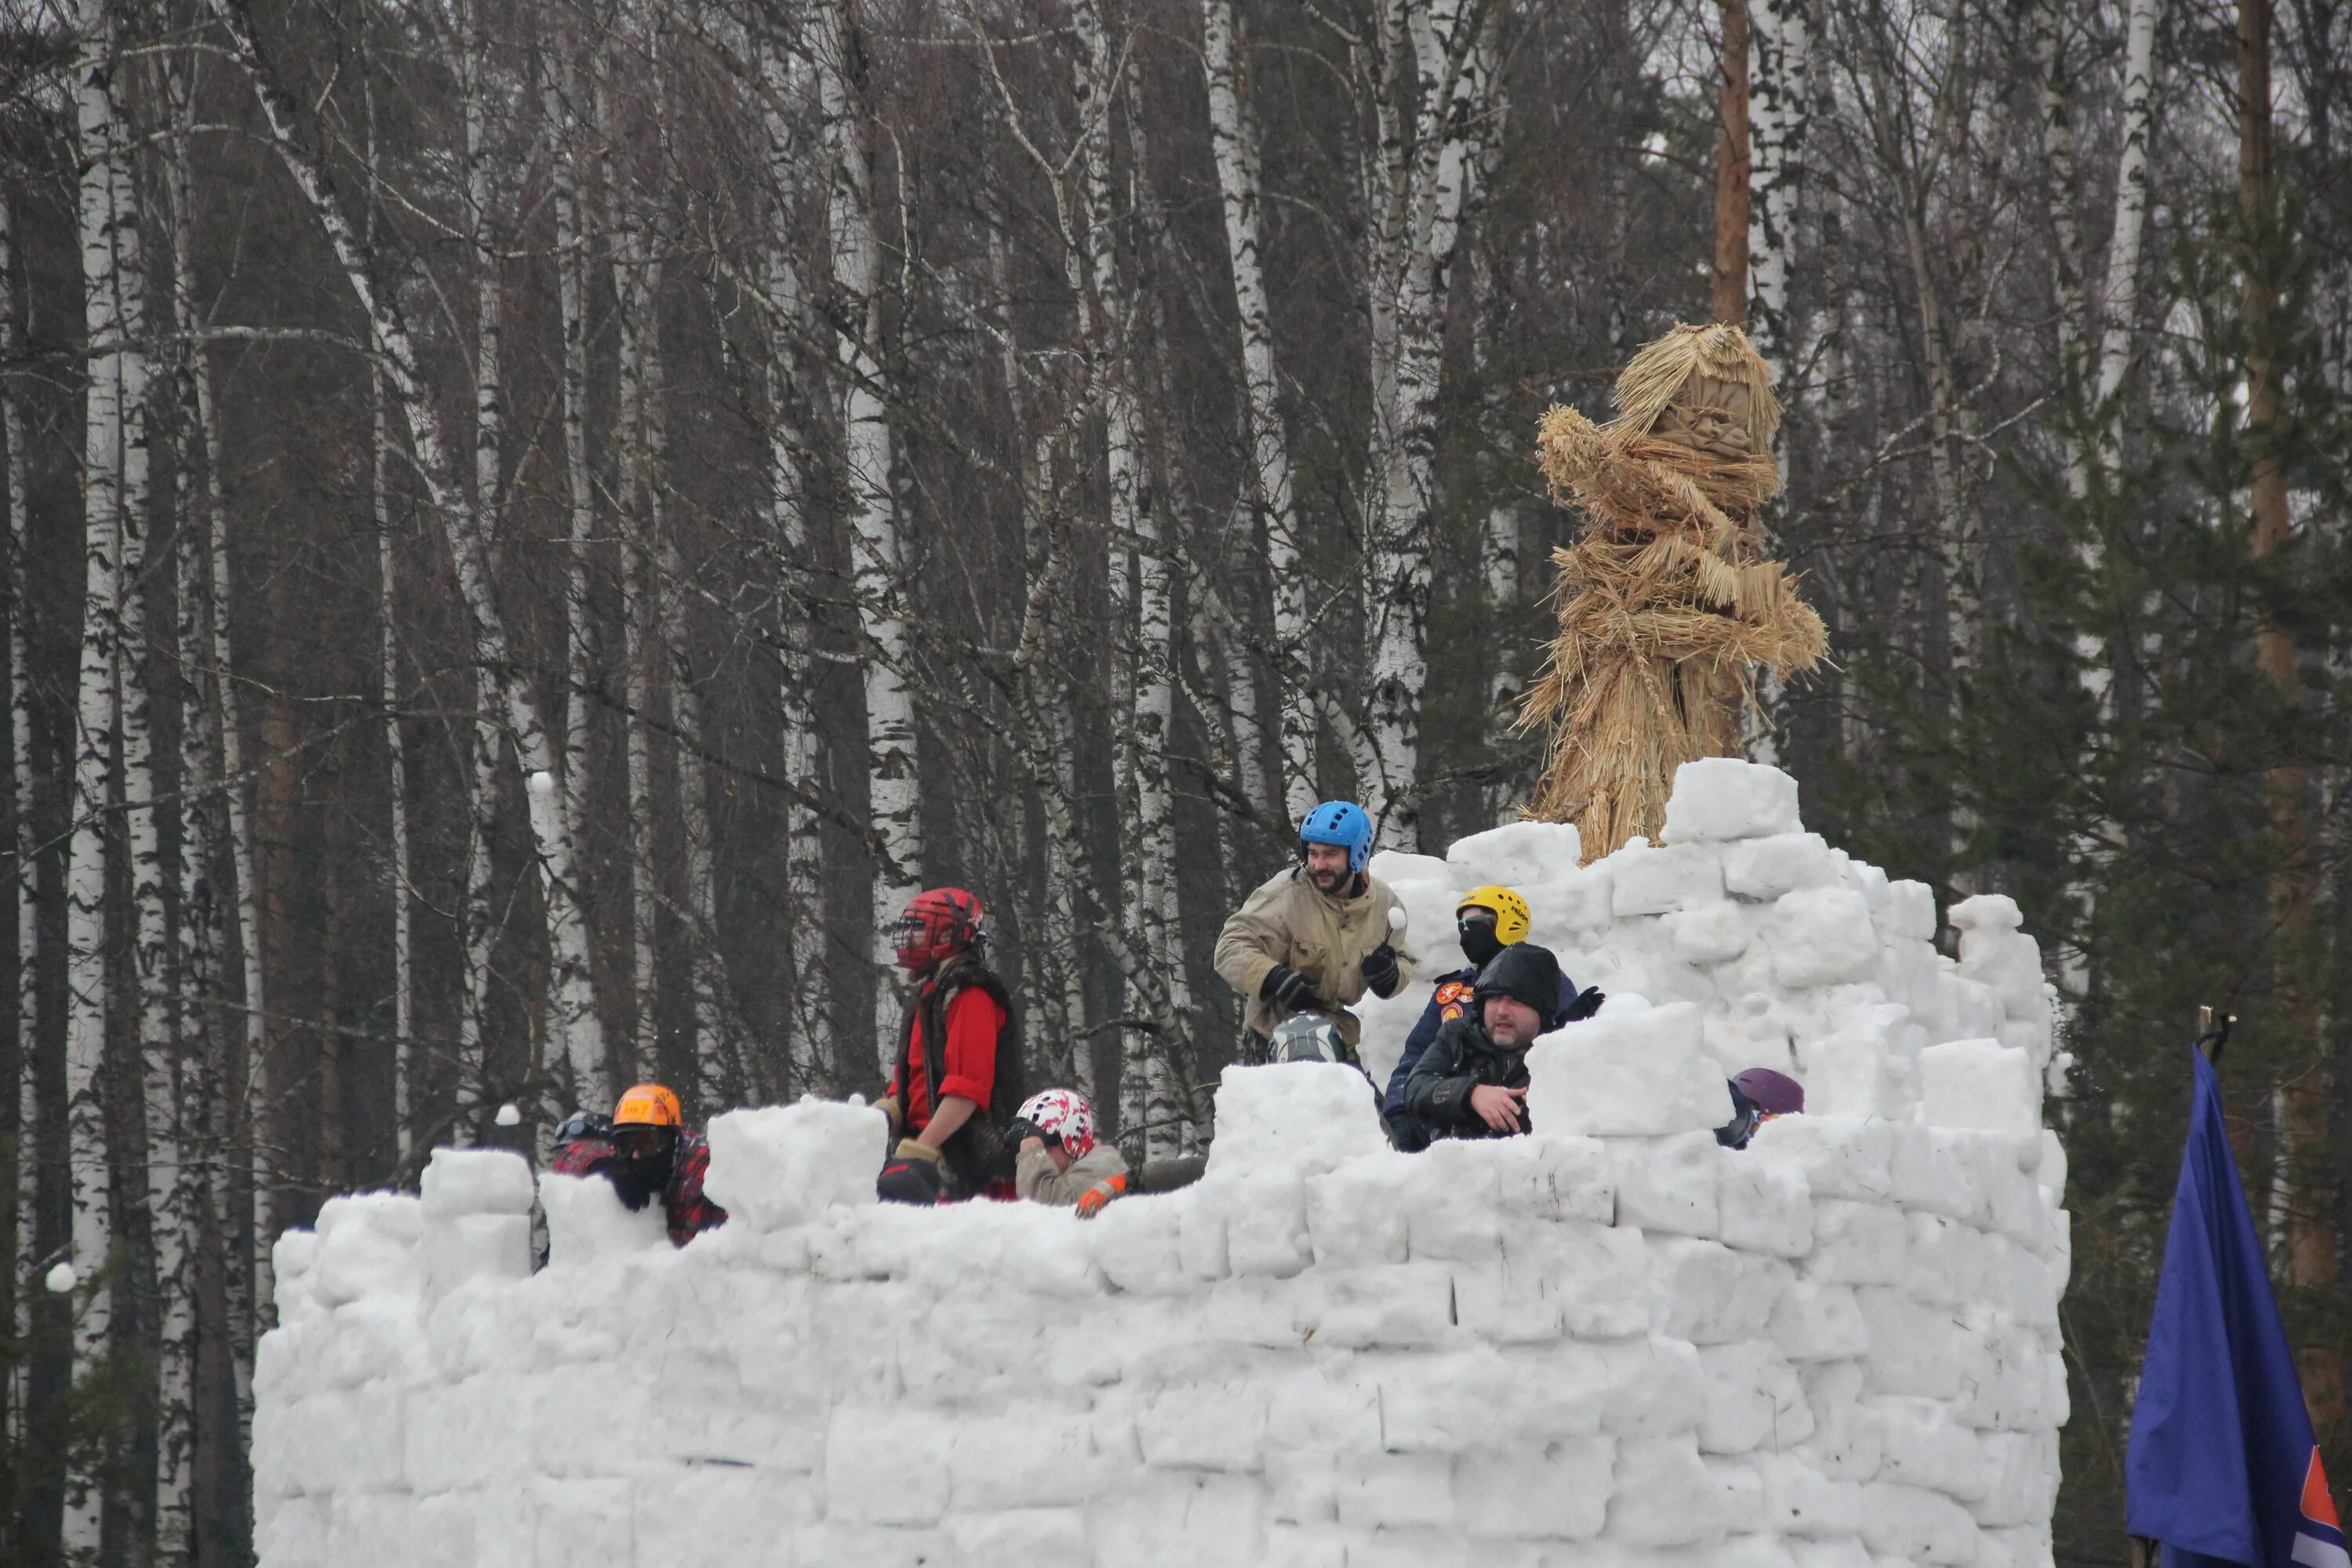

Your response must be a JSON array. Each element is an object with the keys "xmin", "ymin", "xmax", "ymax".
[
  {"xmin": 1456, "ymin": 885, "xmax": 1531, "ymax": 946},
  {"xmin": 612, "ymin": 1083, "xmax": 684, "ymax": 1130}
]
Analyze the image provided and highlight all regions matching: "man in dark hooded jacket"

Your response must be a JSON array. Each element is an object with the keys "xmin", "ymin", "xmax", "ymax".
[{"xmin": 1394, "ymin": 942, "xmax": 1567, "ymax": 1147}]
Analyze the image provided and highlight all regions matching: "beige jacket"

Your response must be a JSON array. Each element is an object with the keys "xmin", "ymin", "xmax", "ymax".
[
  {"xmin": 1214, "ymin": 867, "xmax": 1415, "ymax": 1047},
  {"xmin": 1015, "ymin": 1141, "xmax": 1131, "ymax": 1207}
]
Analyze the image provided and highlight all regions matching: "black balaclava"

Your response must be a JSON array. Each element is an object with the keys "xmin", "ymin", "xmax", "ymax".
[{"xmin": 1457, "ymin": 908, "xmax": 1505, "ymax": 969}]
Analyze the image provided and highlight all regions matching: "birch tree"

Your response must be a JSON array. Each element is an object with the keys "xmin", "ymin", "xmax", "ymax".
[{"xmin": 814, "ymin": 0, "xmax": 920, "ymax": 1059}]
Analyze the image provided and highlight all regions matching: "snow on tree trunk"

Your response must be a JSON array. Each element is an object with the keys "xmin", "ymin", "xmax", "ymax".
[
  {"xmin": 759, "ymin": 33, "xmax": 826, "ymax": 1091},
  {"xmin": 205, "ymin": 0, "xmax": 608, "ymax": 1102},
  {"xmin": 1201, "ymin": 0, "xmax": 1313, "ymax": 821},
  {"xmin": 815, "ymin": 0, "xmax": 921, "ymax": 1065},
  {"xmin": 1362, "ymin": 0, "xmax": 1494, "ymax": 844}
]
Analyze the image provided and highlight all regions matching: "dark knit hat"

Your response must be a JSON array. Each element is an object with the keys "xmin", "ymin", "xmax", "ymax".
[{"xmin": 1474, "ymin": 943, "xmax": 1566, "ymax": 1033}]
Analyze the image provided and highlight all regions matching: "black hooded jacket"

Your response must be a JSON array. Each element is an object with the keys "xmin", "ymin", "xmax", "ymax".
[{"xmin": 1395, "ymin": 943, "xmax": 1565, "ymax": 1142}]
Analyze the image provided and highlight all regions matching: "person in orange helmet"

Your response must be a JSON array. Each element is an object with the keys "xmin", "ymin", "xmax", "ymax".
[{"xmin": 550, "ymin": 1083, "xmax": 727, "ymax": 1247}]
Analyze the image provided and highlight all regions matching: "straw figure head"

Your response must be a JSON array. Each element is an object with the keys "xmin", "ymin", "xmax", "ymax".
[{"xmin": 1517, "ymin": 322, "xmax": 1826, "ymax": 860}]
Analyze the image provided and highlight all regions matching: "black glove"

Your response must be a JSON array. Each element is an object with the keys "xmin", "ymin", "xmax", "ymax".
[
  {"xmin": 1360, "ymin": 943, "xmax": 1401, "ymax": 999},
  {"xmin": 1260, "ymin": 964, "xmax": 1322, "ymax": 1011},
  {"xmin": 1007, "ymin": 1117, "xmax": 1046, "ymax": 1149},
  {"xmin": 1562, "ymin": 985, "xmax": 1606, "ymax": 1023}
]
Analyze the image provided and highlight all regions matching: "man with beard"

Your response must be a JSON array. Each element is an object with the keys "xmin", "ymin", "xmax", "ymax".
[
  {"xmin": 1394, "ymin": 943, "xmax": 1568, "ymax": 1145},
  {"xmin": 1214, "ymin": 800, "xmax": 1415, "ymax": 1066}
]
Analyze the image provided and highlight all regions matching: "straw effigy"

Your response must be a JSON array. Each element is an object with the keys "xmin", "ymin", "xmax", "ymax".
[{"xmin": 1519, "ymin": 322, "xmax": 1828, "ymax": 859}]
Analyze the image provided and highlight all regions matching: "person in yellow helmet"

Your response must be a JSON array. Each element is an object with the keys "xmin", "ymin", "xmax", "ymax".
[
  {"xmin": 550, "ymin": 1083, "xmax": 728, "ymax": 1247},
  {"xmin": 1381, "ymin": 887, "xmax": 1601, "ymax": 1140}
]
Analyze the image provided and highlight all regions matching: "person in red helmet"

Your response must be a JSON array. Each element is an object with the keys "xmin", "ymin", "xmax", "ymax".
[{"xmin": 877, "ymin": 887, "xmax": 1023, "ymax": 1201}]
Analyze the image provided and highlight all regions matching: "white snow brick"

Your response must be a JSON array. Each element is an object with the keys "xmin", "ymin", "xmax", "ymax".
[
  {"xmin": 1798, "ymin": 1362, "xmax": 1885, "ymax": 1482},
  {"xmin": 1452, "ymin": 1441, "xmax": 1613, "ymax": 1539},
  {"xmin": 310, "ymin": 1194, "xmax": 424, "ymax": 1308},
  {"xmin": 1921, "ymin": 1040, "xmax": 2042, "ymax": 1137},
  {"xmin": 420, "ymin": 1213, "xmax": 531, "ymax": 1302},
  {"xmin": 1225, "ymin": 1171, "xmax": 1316, "ymax": 1278},
  {"xmin": 1210, "ymin": 1062, "xmax": 1392, "ymax": 1178},
  {"xmin": 1404, "ymin": 1141, "xmax": 1506, "ymax": 1262},
  {"xmin": 255, "ymin": 1494, "xmax": 325, "ymax": 1567},
  {"xmin": 1267, "ymin": 1365, "xmax": 1384, "ymax": 1451},
  {"xmin": 1726, "ymin": 833, "xmax": 1841, "ymax": 902},
  {"xmin": 1876, "ymin": 881, "xmax": 1939, "ymax": 942},
  {"xmin": 1666, "ymin": 759, "xmax": 1805, "ymax": 844},
  {"xmin": 1336, "ymin": 1453, "xmax": 1455, "ymax": 1530},
  {"xmin": 1871, "ymin": 1397, "xmax": 1987, "ymax": 1500},
  {"xmin": 1860, "ymin": 1483, "xmax": 1981, "ymax": 1565},
  {"xmin": 1444, "ymin": 818, "xmax": 1582, "ymax": 889},
  {"xmin": 1749, "ymin": 1117, "xmax": 1894, "ymax": 1203},
  {"xmin": 1613, "ymin": 1131, "xmax": 1726, "ymax": 1239},
  {"xmin": 2035, "ymin": 1131, "xmax": 2067, "ymax": 1206},
  {"xmin": 1607, "ymin": 1438, "xmax": 1730, "ymax": 1546},
  {"xmin": 1755, "ymin": 1451, "xmax": 1865, "ymax": 1536},
  {"xmin": 1856, "ymin": 1289, "xmax": 1964, "ymax": 1399},
  {"xmin": 1904, "ymin": 1214, "xmax": 1990, "ymax": 1308},
  {"xmin": 949, "ymin": 1508, "xmax": 1089, "ymax": 1560},
  {"xmin": 1306, "ymin": 1155, "xmax": 1411, "ymax": 1266},
  {"xmin": 1493, "ymin": 1133, "xmax": 1617, "ymax": 1224},
  {"xmin": 1178, "ymin": 1190, "xmax": 1230, "ymax": 1280},
  {"xmin": 1972, "ymin": 1433, "xmax": 2060, "ymax": 1528},
  {"xmin": 418, "ymin": 1147, "xmax": 536, "ymax": 1219},
  {"xmin": 702, "ymin": 1100, "xmax": 884, "ymax": 1232},
  {"xmin": 1697, "ymin": 1341, "xmax": 1814, "ymax": 1455},
  {"xmin": 793, "ymin": 1524, "xmax": 949, "ymax": 1568},
  {"xmin": 1613, "ymin": 842, "xmax": 1730, "ymax": 916},
  {"xmin": 1990, "ymin": 1236, "xmax": 2059, "ymax": 1329},
  {"xmin": 950, "ymin": 1410, "xmax": 1097, "ymax": 1507},
  {"xmin": 1953, "ymin": 1309, "xmax": 2063, "ymax": 1431},
  {"xmin": 540, "ymin": 1171, "xmax": 670, "ymax": 1265},
  {"xmin": 1887, "ymin": 1127, "xmax": 1984, "ymax": 1222},
  {"xmin": 1262, "ymin": 1523, "xmax": 1350, "ymax": 1567},
  {"xmin": 1981, "ymin": 1528, "xmax": 2058, "ymax": 1568},
  {"xmin": 1268, "ymin": 1450, "xmax": 1340, "ymax": 1525},
  {"xmin": 641, "ymin": 1467, "xmax": 819, "ymax": 1568},
  {"xmin": 1086, "ymin": 1190, "xmax": 1189, "ymax": 1293},
  {"xmin": 1649, "ymin": 1238, "xmax": 1780, "ymax": 1344},
  {"xmin": 1707, "ymin": 1004, "xmax": 1801, "ymax": 1078},
  {"xmin": 1313, "ymin": 1263, "xmax": 1455, "ymax": 1348},
  {"xmin": 1722, "ymin": 1148, "xmax": 1815, "ymax": 1258},
  {"xmin": 1771, "ymin": 1282, "xmax": 1871, "ymax": 1363},
  {"xmin": 1140, "ymin": 1383, "xmax": 1268, "ymax": 1472},
  {"xmin": 1524, "ymin": 1218, "xmax": 1650, "ymax": 1338},
  {"xmin": 1599, "ymin": 1334, "xmax": 1709, "ymax": 1436},
  {"xmin": 1668, "ymin": 900, "xmax": 1754, "ymax": 964},
  {"xmin": 1530, "ymin": 1004, "xmax": 1732, "ymax": 1138},
  {"xmin": 1806, "ymin": 1200, "xmax": 1906, "ymax": 1287},
  {"xmin": 1792, "ymin": 1539, "xmax": 1877, "ymax": 1568},
  {"xmin": 1711, "ymin": 1457, "xmax": 1771, "ymax": 1533},
  {"xmin": 1374, "ymin": 1343, "xmax": 1608, "ymax": 1451},
  {"xmin": 1769, "ymin": 888, "xmax": 1882, "ymax": 989},
  {"xmin": 271, "ymin": 1229, "xmax": 323, "ymax": 1322},
  {"xmin": 825, "ymin": 1406, "xmax": 955, "ymax": 1526},
  {"xmin": 1675, "ymin": 1536, "xmax": 1808, "ymax": 1568}
]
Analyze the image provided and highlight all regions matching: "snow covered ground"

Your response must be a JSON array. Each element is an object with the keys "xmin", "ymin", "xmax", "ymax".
[{"xmin": 251, "ymin": 760, "xmax": 2069, "ymax": 1567}]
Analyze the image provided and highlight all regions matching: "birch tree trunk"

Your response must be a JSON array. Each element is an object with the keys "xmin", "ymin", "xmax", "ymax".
[
  {"xmin": 376, "ymin": 376, "xmax": 412, "ymax": 1160},
  {"xmin": 205, "ymin": 0, "xmax": 609, "ymax": 1105},
  {"xmin": 1201, "ymin": 0, "xmax": 1313, "ymax": 822},
  {"xmin": 67, "ymin": 1, "xmax": 144, "ymax": 1542},
  {"xmin": 1746, "ymin": 0, "xmax": 1811, "ymax": 365},
  {"xmin": 1, "ymin": 180, "xmax": 35, "ymax": 1530},
  {"xmin": 1362, "ymin": 0, "xmax": 1494, "ymax": 842},
  {"xmin": 815, "ymin": 0, "xmax": 921, "ymax": 1064},
  {"xmin": 757, "ymin": 31, "xmax": 826, "ymax": 1089}
]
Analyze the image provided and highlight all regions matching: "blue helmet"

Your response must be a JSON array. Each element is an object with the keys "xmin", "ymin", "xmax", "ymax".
[{"xmin": 1298, "ymin": 800, "xmax": 1374, "ymax": 873}]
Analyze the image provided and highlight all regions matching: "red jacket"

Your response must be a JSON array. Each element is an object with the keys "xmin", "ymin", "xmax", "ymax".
[
  {"xmin": 889, "ymin": 983, "xmax": 1007, "ymax": 1131},
  {"xmin": 550, "ymin": 1131, "xmax": 727, "ymax": 1248}
]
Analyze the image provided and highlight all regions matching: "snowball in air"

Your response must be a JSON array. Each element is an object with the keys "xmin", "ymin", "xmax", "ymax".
[
  {"xmin": 45, "ymin": 1261, "xmax": 76, "ymax": 1294},
  {"xmin": 527, "ymin": 770, "xmax": 556, "ymax": 797},
  {"xmin": 494, "ymin": 1102, "xmax": 522, "ymax": 1127},
  {"xmin": 1388, "ymin": 906, "xmax": 1408, "ymax": 933}
]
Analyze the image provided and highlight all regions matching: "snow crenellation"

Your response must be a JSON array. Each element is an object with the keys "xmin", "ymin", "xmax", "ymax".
[{"xmin": 250, "ymin": 761, "xmax": 2068, "ymax": 1568}]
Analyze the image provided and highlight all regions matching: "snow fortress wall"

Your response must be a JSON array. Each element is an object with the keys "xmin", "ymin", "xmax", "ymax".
[{"xmin": 252, "ymin": 760, "xmax": 2071, "ymax": 1568}]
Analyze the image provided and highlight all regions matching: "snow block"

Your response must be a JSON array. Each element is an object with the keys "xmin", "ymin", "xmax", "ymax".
[
  {"xmin": 704, "ymin": 1099, "xmax": 885, "ymax": 1231},
  {"xmin": 1665, "ymin": 759, "xmax": 1805, "ymax": 844},
  {"xmin": 1210, "ymin": 1062, "xmax": 1390, "ymax": 1178},
  {"xmin": 1613, "ymin": 842, "xmax": 1730, "ymax": 916},
  {"xmin": 1527, "ymin": 1004, "xmax": 1732, "ymax": 1138},
  {"xmin": 1920, "ymin": 1040, "xmax": 2042, "ymax": 1137},
  {"xmin": 1769, "ymin": 888, "xmax": 1882, "ymax": 989}
]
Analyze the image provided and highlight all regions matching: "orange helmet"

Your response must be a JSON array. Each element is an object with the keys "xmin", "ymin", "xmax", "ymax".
[{"xmin": 612, "ymin": 1083, "xmax": 684, "ymax": 1130}]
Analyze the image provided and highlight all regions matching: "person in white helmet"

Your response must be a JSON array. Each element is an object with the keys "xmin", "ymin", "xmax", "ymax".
[{"xmin": 1006, "ymin": 1088, "xmax": 1130, "ymax": 1207}]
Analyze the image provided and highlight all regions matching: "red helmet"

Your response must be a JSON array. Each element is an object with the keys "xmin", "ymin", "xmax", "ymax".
[{"xmin": 891, "ymin": 887, "xmax": 985, "ymax": 971}]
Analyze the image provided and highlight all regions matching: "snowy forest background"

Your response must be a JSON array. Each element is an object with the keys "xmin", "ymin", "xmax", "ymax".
[{"xmin": 2, "ymin": 0, "xmax": 2349, "ymax": 1560}]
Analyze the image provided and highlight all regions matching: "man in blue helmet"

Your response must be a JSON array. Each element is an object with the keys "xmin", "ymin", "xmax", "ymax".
[{"xmin": 1214, "ymin": 800, "xmax": 1416, "ymax": 1064}]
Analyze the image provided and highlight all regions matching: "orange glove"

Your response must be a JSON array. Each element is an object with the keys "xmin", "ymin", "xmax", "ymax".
[{"xmin": 1073, "ymin": 1172, "xmax": 1130, "ymax": 1218}]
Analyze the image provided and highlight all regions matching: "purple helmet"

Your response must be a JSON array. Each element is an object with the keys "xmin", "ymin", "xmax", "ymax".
[{"xmin": 1731, "ymin": 1068, "xmax": 1805, "ymax": 1116}]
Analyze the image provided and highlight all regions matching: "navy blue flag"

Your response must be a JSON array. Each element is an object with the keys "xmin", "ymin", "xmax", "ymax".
[{"xmin": 2125, "ymin": 1047, "xmax": 2346, "ymax": 1568}]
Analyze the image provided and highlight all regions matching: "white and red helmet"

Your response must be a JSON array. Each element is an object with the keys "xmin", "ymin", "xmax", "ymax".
[{"xmin": 1014, "ymin": 1088, "xmax": 1097, "ymax": 1161}]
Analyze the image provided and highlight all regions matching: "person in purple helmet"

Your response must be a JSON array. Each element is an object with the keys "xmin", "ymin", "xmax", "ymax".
[{"xmin": 1715, "ymin": 1067, "xmax": 1805, "ymax": 1149}]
